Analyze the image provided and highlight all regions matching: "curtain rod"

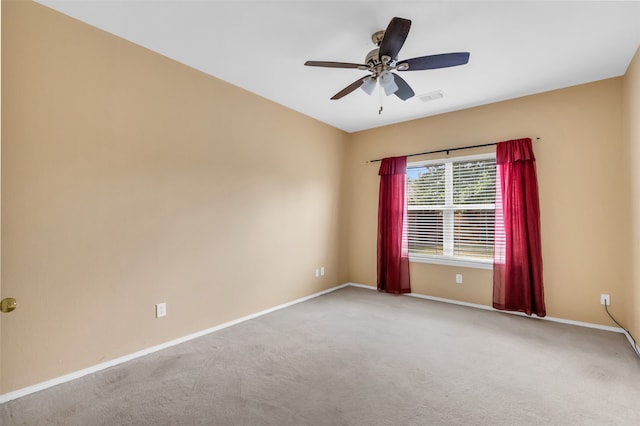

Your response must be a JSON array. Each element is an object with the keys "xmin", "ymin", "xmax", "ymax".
[{"xmin": 365, "ymin": 137, "xmax": 541, "ymax": 164}]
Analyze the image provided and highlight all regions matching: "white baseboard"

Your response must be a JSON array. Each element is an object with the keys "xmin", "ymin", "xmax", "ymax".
[
  {"xmin": 346, "ymin": 282, "xmax": 377, "ymax": 291},
  {"xmin": 350, "ymin": 284, "xmax": 637, "ymax": 357},
  {"xmin": 406, "ymin": 291, "xmax": 625, "ymax": 333},
  {"xmin": 346, "ymin": 281, "xmax": 631, "ymax": 337},
  {"xmin": 0, "ymin": 283, "xmax": 350, "ymax": 404},
  {"xmin": 622, "ymin": 331, "xmax": 640, "ymax": 356},
  {"xmin": 2, "ymin": 282, "xmax": 635, "ymax": 403}
]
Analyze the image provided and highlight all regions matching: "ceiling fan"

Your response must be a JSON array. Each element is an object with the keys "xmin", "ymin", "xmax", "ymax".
[{"xmin": 304, "ymin": 17, "xmax": 470, "ymax": 101}]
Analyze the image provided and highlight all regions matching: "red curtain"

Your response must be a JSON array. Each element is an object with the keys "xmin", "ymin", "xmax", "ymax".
[
  {"xmin": 493, "ymin": 138, "xmax": 545, "ymax": 316},
  {"xmin": 377, "ymin": 156, "xmax": 411, "ymax": 294}
]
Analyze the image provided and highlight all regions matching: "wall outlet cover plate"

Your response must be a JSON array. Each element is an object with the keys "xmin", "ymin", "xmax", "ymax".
[{"xmin": 156, "ymin": 302, "xmax": 167, "ymax": 318}]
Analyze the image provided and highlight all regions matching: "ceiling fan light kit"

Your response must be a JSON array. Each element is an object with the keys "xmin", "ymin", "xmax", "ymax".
[
  {"xmin": 379, "ymin": 71, "xmax": 399, "ymax": 96},
  {"xmin": 361, "ymin": 76, "xmax": 377, "ymax": 95},
  {"xmin": 304, "ymin": 17, "xmax": 470, "ymax": 104}
]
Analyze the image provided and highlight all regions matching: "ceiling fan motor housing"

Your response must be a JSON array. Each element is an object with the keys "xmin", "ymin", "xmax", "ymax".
[
  {"xmin": 365, "ymin": 49, "xmax": 381, "ymax": 68},
  {"xmin": 365, "ymin": 48, "xmax": 399, "ymax": 78}
]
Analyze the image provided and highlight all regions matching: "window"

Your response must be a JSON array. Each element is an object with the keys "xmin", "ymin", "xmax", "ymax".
[{"xmin": 407, "ymin": 154, "xmax": 496, "ymax": 268}]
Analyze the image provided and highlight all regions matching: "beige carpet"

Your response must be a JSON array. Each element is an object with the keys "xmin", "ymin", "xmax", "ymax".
[{"xmin": 2, "ymin": 286, "xmax": 639, "ymax": 425}]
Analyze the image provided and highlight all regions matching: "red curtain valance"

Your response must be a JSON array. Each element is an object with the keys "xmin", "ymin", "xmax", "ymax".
[
  {"xmin": 496, "ymin": 138, "xmax": 535, "ymax": 164},
  {"xmin": 378, "ymin": 156, "xmax": 407, "ymax": 176}
]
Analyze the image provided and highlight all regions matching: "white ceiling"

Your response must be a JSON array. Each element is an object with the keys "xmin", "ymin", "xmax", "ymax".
[{"xmin": 35, "ymin": 1, "xmax": 640, "ymax": 133}]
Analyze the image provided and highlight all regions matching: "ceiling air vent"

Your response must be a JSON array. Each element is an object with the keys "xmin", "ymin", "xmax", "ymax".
[{"xmin": 418, "ymin": 90, "xmax": 444, "ymax": 102}]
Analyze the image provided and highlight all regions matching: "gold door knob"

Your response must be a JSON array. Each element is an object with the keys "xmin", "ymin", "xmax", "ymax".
[{"xmin": 1, "ymin": 298, "xmax": 17, "ymax": 313}]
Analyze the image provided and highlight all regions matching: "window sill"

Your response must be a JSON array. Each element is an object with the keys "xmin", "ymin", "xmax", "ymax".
[{"xmin": 409, "ymin": 254, "xmax": 493, "ymax": 270}]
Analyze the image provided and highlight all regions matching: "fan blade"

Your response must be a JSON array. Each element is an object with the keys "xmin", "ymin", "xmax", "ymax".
[
  {"xmin": 379, "ymin": 17, "xmax": 411, "ymax": 61},
  {"xmin": 331, "ymin": 76, "xmax": 368, "ymax": 100},
  {"xmin": 392, "ymin": 73, "xmax": 415, "ymax": 101},
  {"xmin": 399, "ymin": 52, "xmax": 470, "ymax": 71},
  {"xmin": 305, "ymin": 61, "xmax": 368, "ymax": 69}
]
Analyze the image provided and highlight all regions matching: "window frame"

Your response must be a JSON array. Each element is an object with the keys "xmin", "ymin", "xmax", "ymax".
[{"xmin": 407, "ymin": 153, "xmax": 496, "ymax": 270}]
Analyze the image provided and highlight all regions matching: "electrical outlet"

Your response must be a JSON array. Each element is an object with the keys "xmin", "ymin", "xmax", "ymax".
[
  {"xmin": 315, "ymin": 269, "xmax": 319, "ymax": 278},
  {"xmin": 320, "ymin": 266, "xmax": 325, "ymax": 276},
  {"xmin": 455, "ymin": 274, "xmax": 463, "ymax": 284},
  {"xmin": 156, "ymin": 302, "xmax": 167, "ymax": 318},
  {"xmin": 600, "ymin": 294, "xmax": 610, "ymax": 306}
]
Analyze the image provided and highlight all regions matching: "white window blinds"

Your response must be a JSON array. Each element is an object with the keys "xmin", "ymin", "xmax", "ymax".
[{"xmin": 407, "ymin": 154, "xmax": 496, "ymax": 263}]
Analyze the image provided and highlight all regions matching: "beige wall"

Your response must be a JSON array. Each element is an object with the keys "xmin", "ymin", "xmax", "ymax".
[
  {"xmin": 1, "ymin": 1, "xmax": 348, "ymax": 393},
  {"xmin": 345, "ymin": 78, "xmax": 629, "ymax": 326},
  {"xmin": 624, "ymin": 47, "xmax": 640, "ymax": 341}
]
